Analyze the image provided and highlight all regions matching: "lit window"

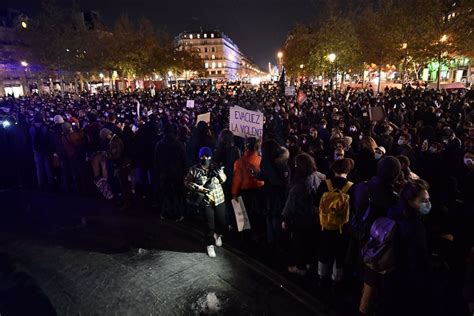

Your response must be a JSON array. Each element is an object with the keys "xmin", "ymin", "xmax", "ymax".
[
  {"xmin": 205, "ymin": 62, "xmax": 209, "ymax": 68},
  {"xmin": 190, "ymin": 34, "xmax": 193, "ymax": 39},
  {"xmin": 211, "ymin": 33, "xmax": 214, "ymax": 38},
  {"xmin": 211, "ymin": 54, "xmax": 215, "ymax": 60},
  {"xmin": 218, "ymin": 62, "xmax": 222, "ymax": 68},
  {"xmin": 183, "ymin": 34, "xmax": 187, "ymax": 38},
  {"xmin": 197, "ymin": 34, "xmax": 200, "ymax": 38},
  {"xmin": 204, "ymin": 33, "xmax": 207, "ymax": 38},
  {"xmin": 212, "ymin": 62, "xmax": 216, "ymax": 69}
]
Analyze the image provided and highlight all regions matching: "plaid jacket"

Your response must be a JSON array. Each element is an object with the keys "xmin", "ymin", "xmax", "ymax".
[{"xmin": 184, "ymin": 163, "xmax": 227, "ymax": 206}]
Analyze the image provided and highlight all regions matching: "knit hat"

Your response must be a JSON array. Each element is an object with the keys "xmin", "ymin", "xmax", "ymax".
[
  {"xmin": 198, "ymin": 147, "xmax": 213, "ymax": 158},
  {"xmin": 53, "ymin": 115, "xmax": 64, "ymax": 124},
  {"xmin": 377, "ymin": 156, "xmax": 401, "ymax": 183},
  {"xmin": 99, "ymin": 128, "xmax": 113, "ymax": 140}
]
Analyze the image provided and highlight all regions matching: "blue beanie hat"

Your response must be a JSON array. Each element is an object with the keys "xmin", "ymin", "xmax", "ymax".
[{"xmin": 198, "ymin": 147, "xmax": 213, "ymax": 158}]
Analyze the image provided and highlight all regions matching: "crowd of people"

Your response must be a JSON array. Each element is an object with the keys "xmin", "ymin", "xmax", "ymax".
[{"xmin": 0, "ymin": 83, "xmax": 473, "ymax": 315}]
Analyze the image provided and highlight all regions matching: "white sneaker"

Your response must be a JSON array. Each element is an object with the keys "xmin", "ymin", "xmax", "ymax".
[
  {"xmin": 207, "ymin": 245, "xmax": 216, "ymax": 258},
  {"xmin": 214, "ymin": 235, "xmax": 223, "ymax": 247}
]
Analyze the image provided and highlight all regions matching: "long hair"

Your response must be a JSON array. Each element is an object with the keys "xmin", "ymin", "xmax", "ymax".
[
  {"xmin": 295, "ymin": 153, "xmax": 316, "ymax": 178},
  {"xmin": 360, "ymin": 136, "xmax": 377, "ymax": 153}
]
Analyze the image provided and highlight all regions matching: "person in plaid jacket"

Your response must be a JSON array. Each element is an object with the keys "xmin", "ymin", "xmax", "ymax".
[{"xmin": 185, "ymin": 147, "xmax": 227, "ymax": 258}]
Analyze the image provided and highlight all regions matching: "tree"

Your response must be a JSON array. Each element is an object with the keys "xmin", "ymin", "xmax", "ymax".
[
  {"xmin": 308, "ymin": 15, "xmax": 363, "ymax": 77},
  {"xmin": 284, "ymin": 24, "xmax": 315, "ymax": 78}
]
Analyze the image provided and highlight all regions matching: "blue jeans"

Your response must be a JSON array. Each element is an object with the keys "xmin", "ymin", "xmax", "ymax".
[{"xmin": 33, "ymin": 151, "xmax": 53, "ymax": 190}]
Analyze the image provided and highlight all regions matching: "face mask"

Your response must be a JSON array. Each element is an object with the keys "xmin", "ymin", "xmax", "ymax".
[
  {"xmin": 374, "ymin": 153, "xmax": 382, "ymax": 160},
  {"xmin": 429, "ymin": 147, "xmax": 437, "ymax": 153},
  {"xmin": 419, "ymin": 202, "xmax": 431, "ymax": 215},
  {"xmin": 464, "ymin": 158, "xmax": 473, "ymax": 167},
  {"xmin": 200, "ymin": 157, "xmax": 211, "ymax": 168},
  {"xmin": 398, "ymin": 139, "xmax": 405, "ymax": 146},
  {"xmin": 334, "ymin": 154, "xmax": 343, "ymax": 161},
  {"xmin": 359, "ymin": 134, "xmax": 363, "ymax": 140}
]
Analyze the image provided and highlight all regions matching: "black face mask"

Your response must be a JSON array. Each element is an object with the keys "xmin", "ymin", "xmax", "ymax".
[{"xmin": 200, "ymin": 157, "xmax": 211, "ymax": 168}]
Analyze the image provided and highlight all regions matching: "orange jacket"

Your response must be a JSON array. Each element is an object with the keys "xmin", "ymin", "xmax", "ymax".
[{"xmin": 232, "ymin": 150, "xmax": 264, "ymax": 197}]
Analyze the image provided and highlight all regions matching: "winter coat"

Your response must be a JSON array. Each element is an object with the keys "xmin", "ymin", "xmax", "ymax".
[
  {"xmin": 154, "ymin": 134, "xmax": 187, "ymax": 187},
  {"xmin": 184, "ymin": 163, "xmax": 226, "ymax": 206},
  {"xmin": 231, "ymin": 150, "xmax": 264, "ymax": 197},
  {"xmin": 282, "ymin": 172, "xmax": 320, "ymax": 228}
]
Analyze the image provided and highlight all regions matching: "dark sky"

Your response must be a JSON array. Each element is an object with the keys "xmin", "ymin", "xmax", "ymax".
[{"xmin": 6, "ymin": 0, "xmax": 319, "ymax": 69}]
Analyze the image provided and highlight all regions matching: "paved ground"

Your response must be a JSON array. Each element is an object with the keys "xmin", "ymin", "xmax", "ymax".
[{"xmin": 0, "ymin": 190, "xmax": 336, "ymax": 316}]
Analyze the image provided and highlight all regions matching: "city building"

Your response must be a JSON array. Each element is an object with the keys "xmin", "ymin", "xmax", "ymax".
[
  {"xmin": 176, "ymin": 29, "xmax": 264, "ymax": 81},
  {"xmin": 0, "ymin": 8, "xmax": 30, "ymax": 97}
]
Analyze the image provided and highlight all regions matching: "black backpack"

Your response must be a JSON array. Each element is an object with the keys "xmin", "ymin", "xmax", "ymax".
[{"xmin": 33, "ymin": 124, "xmax": 50, "ymax": 152}]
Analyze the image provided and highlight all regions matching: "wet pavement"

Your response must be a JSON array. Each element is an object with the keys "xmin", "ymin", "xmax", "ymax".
[{"xmin": 0, "ymin": 190, "xmax": 336, "ymax": 316}]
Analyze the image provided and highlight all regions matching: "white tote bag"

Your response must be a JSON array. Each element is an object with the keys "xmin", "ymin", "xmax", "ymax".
[{"xmin": 232, "ymin": 196, "xmax": 251, "ymax": 232}]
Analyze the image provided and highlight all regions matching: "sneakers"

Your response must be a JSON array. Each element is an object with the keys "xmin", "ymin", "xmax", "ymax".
[
  {"xmin": 207, "ymin": 245, "xmax": 216, "ymax": 258},
  {"xmin": 287, "ymin": 266, "xmax": 307, "ymax": 276},
  {"xmin": 214, "ymin": 234, "xmax": 223, "ymax": 247}
]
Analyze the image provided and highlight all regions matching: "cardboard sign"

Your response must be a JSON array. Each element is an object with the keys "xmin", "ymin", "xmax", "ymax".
[
  {"xmin": 285, "ymin": 86, "xmax": 296, "ymax": 96},
  {"xmin": 232, "ymin": 196, "xmax": 251, "ymax": 232},
  {"xmin": 297, "ymin": 90, "xmax": 307, "ymax": 105},
  {"xmin": 229, "ymin": 106, "xmax": 264, "ymax": 138},
  {"xmin": 369, "ymin": 106, "xmax": 386, "ymax": 121},
  {"xmin": 186, "ymin": 100, "xmax": 195, "ymax": 108},
  {"xmin": 196, "ymin": 112, "xmax": 211, "ymax": 125}
]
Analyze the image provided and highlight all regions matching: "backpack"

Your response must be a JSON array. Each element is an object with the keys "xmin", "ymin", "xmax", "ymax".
[
  {"xmin": 319, "ymin": 179, "xmax": 353, "ymax": 233},
  {"xmin": 360, "ymin": 217, "xmax": 397, "ymax": 274},
  {"xmin": 33, "ymin": 124, "xmax": 50, "ymax": 152},
  {"xmin": 349, "ymin": 198, "xmax": 376, "ymax": 241}
]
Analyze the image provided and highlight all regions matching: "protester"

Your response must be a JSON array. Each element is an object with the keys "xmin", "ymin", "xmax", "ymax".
[
  {"xmin": 184, "ymin": 147, "xmax": 227, "ymax": 258},
  {"xmin": 281, "ymin": 153, "xmax": 320, "ymax": 275}
]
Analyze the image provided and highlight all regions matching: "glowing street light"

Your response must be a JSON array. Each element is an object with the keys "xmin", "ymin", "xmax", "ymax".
[
  {"xmin": 328, "ymin": 53, "xmax": 336, "ymax": 63},
  {"xmin": 300, "ymin": 64, "xmax": 304, "ymax": 69},
  {"xmin": 401, "ymin": 42, "xmax": 408, "ymax": 50},
  {"xmin": 99, "ymin": 73, "xmax": 104, "ymax": 79},
  {"xmin": 277, "ymin": 51, "xmax": 283, "ymax": 59},
  {"xmin": 440, "ymin": 34, "xmax": 448, "ymax": 43},
  {"xmin": 21, "ymin": 21, "xmax": 27, "ymax": 29},
  {"xmin": 20, "ymin": 61, "xmax": 28, "ymax": 67}
]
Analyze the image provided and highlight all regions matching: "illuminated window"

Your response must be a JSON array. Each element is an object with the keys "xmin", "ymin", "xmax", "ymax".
[
  {"xmin": 212, "ymin": 62, "xmax": 216, "ymax": 69},
  {"xmin": 205, "ymin": 62, "xmax": 209, "ymax": 68},
  {"xmin": 204, "ymin": 33, "xmax": 207, "ymax": 38},
  {"xmin": 218, "ymin": 62, "xmax": 222, "ymax": 68},
  {"xmin": 190, "ymin": 34, "xmax": 193, "ymax": 39},
  {"xmin": 210, "ymin": 33, "xmax": 214, "ymax": 38},
  {"xmin": 211, "ymin": 54, "xmax": 216, "ymax": 60},
  {"xmin": 197, "ymin": 34, "xmax": 200, "ymax": 38}
]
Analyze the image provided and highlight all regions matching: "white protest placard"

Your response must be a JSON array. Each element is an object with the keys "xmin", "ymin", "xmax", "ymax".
[
  {"xmin": 229, "ymin": 107, "xmax": 264, "ymax": 138},
  {"xmin": 232, "ymin": 196, "xmax": 251, "ymax": 232},
  {"xmin": 136, "ymin": 101, "xmax": 140, "ymax": 118},
  {"xmin": 186, "ymin": 100, "xmax": 195, "ymax": 108},
  {"xmin": 285, "ymin": 86, "xmax": 296, "ymax": 96},
  {"xmin": 196, "ymin": 112, "xmax": 211, "ymax": 125}
]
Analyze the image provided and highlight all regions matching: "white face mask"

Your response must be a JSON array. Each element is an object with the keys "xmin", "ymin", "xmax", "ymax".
[
  {"xmin": 465, "ymin": 158, "xmax": 473, "ymax": 167},
  {"xmin": 398, "ymin": 139, "xmax": 405, "ymax": 146},
  {"xmin": 429, "ymin": 147, "xmax": 437, "ymax": 154},
  {"xmin": 374, "ymin": 153, "xmax": 382, "ymax": 160},
  {"xmin": 419, "ymin": 202, "xmax": 431, "ymax": 215}
]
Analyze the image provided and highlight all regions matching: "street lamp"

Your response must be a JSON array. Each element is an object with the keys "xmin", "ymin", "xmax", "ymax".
[
  {"xmin": 328, "ymin": 53, "xmax": 336, "ymax": 90},
  {"xmin": 437, "ymin": 34, "xmax": 448, "ymax": 90},
  {"xmin": 401, "ymin": 43, "xmax": 408, "ymax": 85},
  {"xmin": 300, "ymin": 64, "xmax": 304, "ymax": 69},
  {"xmin": 20, "ymin": 61, "xmax": 29, "ymax": 95},
  {"xmin": 99, "ymin": 73, "xmax": 104, "ymax": 90},
  {"xmin": 21, "ymin": 21, "xmax": 27, "ymax": 29},
  {"xmin": 277, "ymin": 51, "xmax": 283, "ymax": 69}
]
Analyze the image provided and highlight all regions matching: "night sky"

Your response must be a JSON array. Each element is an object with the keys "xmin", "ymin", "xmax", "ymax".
[{"xmin": 5, "ymin": 0, "xmax": 318, "ymax": 69}]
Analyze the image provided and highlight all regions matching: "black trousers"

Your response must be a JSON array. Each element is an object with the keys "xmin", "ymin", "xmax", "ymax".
[
  {"xmin": 288, "ymin": 225, "xmax": 316, "ymax": 269},
  {"xmin": 202, "ymin": 203, "xmax": 226, "ymax": 246}
]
